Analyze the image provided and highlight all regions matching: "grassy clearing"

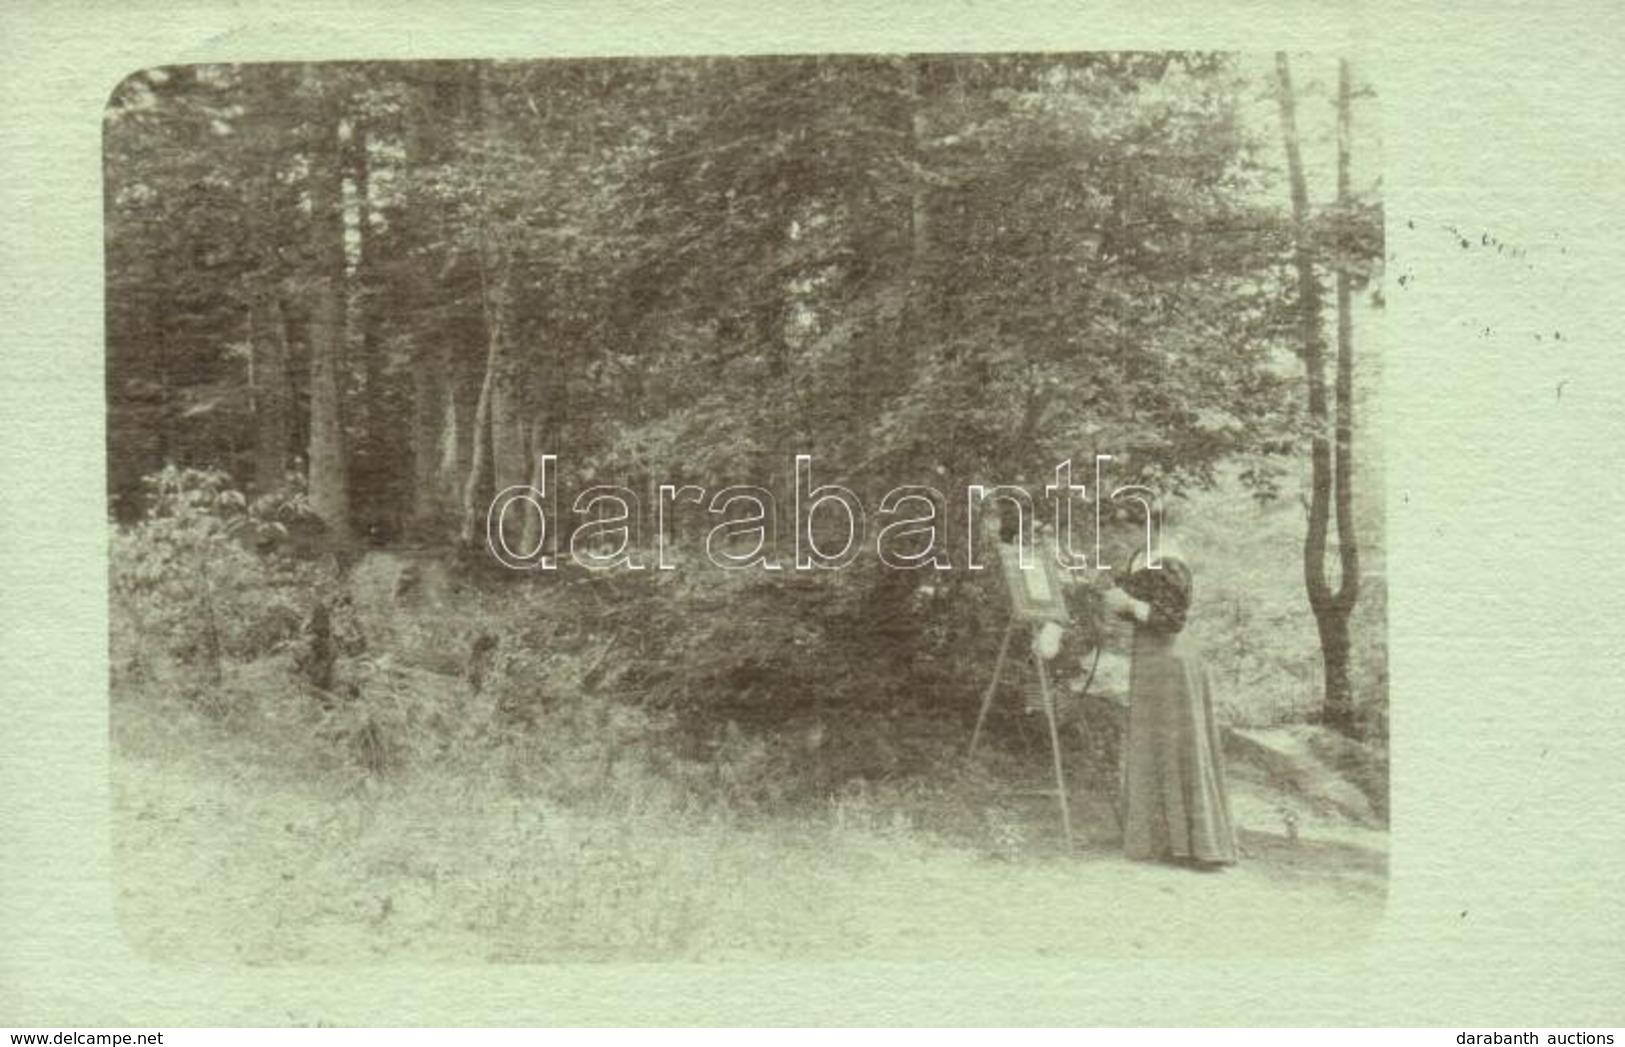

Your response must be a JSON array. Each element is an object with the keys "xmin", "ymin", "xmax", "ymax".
[
  {"xmin": 108, "ymin": 470, "xmax": 1387, "ymax": 964},
  {"xmin": 112, "ymin": 656, "xmax": 1384, "ymax": 965}
]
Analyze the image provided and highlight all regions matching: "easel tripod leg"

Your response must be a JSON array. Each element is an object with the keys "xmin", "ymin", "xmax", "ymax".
[
  {"xmin": 1036, "ymin": 656, "xmax": 1076, "ymax": 850},
  {"xmin": 967, "ymin": 615, "xmax": 1016, "ymax": 759}
]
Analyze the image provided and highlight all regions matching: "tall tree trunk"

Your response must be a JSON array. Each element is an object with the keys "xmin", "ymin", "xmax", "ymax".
[
  {"xmin": 352, "ymin": 122, "xmax": 381, "ymax": 428},
  {"xmin": 250, "ymin": 292, "xmax": 291, "ymax": 495},
  {"xmin": 410, "ymin": 343, "xmax": 449, "ymax": 534},
  {"xmin": 349, "ymin": 119, "xmax": 389, "ymax": 540},
  {"xmin": 487, "ymin": 258, "xmax": 527, "ymax": 499},
  {"xmin": 401, "ymin": 66, "xmax": 465, "ymax": 538},
  {"xmin": 445, "ymin": 365, "xmax": 476, "ymax": 506},
  {"xmin": 240, "ymin": 65, "xmax": 291, "ymax": 498},
  {"xmin": 305, "ymin": 73, "xmax": 350, "ymax": 540},
  {"xmin": 1275, "ymin": 53, "xmax": 1360, "ymax": 735},
  {"xmin": 460, "ymin": 66, "xmax": 528, "ymax": 552},
  {"xmin": 518, "ymin": 418, "xmax": 550, "ymax": 559},
  {"xmin": 459, "ymin": 341, "xmax": 496, "ymax": 548},
  {"xmin": 1328, "ymin": 58, "xmax": 1363, "ymax": 727}
]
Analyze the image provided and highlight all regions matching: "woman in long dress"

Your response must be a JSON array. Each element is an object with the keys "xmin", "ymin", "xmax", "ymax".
[{"xmin": 1101, "ymin": 548, "xmax": 1239, "ymax": 869}]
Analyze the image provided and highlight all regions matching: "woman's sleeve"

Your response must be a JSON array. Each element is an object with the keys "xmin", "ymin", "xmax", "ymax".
[{"xmin": 1120, "ymin": 560, "xmax": 1193, "ymax": 634}]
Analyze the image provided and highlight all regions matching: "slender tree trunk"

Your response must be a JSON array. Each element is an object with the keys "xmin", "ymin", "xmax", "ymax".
[
  {"xmin": 305, "ymin": 74, "xmax": 350, "ymax": 540},
  {"xmin": 400, "ymin": 66, "xmax": 465, "ymax": 539},
  {"xmin": 349, "ymin": 119, "xmax": 389, "ymax": 540},
  {"xmin": 250, "ymin": 292, "xmax": 291, "ymax": 495},
  {"xmin": 443, "ymin": 370, "xmax": 474, "ymax": 505},
  {"xmin": 1327, "ymin": 58, "xmax": 1363, "ymax": 728},
  {"xmin": 352, "ymin": 123, "xmax": 381, "ymax": 429},
  {"xmin": 518, "ymin": 418, "xmax": 550, "ymax": 559},
  {"xmin": 1275, "ymin": 53, "xmax": 1360, "ymax": 735},
  {"xmin": 410, "ymin": 344, "xmax": 448, "ymax": 534},
  {"xmin": 459, "ymin": 341, "xmax": 496, "ymax": 548},
  {"xmin": 462, "ymin": 67, "xmax": 528, "ymax": 551},
  {"xmin": 487, "ymin": 257, "xmax": 527, "ymax": 499},
  {"xmin": 241, "ymin": 66, "xmax": 291, "ymax": 499},
  {"xmin": 487, "ymin": 291, "xmax": 528, "ymax": 553}
]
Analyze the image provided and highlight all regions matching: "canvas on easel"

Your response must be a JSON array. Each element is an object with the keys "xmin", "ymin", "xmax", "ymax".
[{"xmin": 995, "ymin": 540, "xmax": 1072, "ymax": 625}]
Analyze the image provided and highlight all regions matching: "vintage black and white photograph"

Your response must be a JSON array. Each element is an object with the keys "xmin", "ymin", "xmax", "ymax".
[{"xmin": 104, "ymin": 53, "xmax": 1388, "ymax": 963}]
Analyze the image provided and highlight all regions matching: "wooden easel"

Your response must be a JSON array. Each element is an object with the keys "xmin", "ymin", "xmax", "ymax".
[{"xmin": 967, "ymin": 613, "xmax": 1078, "ymax": 851}]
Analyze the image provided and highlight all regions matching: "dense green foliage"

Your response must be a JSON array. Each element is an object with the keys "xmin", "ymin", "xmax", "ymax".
[
  {"xmin": 104, "ymin": 56, "xmax": 1345, "ymax": 523},
  {"xmin": 105, "ymin": 54, "xmax": 1385, "ymax": 747}
]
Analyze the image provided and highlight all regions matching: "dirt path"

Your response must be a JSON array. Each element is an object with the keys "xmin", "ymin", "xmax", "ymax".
[{"xmin": 112, "ymin": 751, "xmax": 1386, "ymax": 964}]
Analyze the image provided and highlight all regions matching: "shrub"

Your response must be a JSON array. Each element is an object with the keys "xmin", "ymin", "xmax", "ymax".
[{"xmin": 110, "ymin": 466, "xmax": 327, "ymax": 695}]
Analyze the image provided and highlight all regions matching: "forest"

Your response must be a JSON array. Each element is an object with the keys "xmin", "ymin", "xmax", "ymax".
[{"xmin": 105, "ymin": 53, "xmax": 1389, "ymax": 962}]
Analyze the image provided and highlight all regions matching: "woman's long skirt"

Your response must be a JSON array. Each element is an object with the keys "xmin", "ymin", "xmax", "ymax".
[{"xmin": 1121, "ymin": 629, "xmax": 1239, "ymax": 864}]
